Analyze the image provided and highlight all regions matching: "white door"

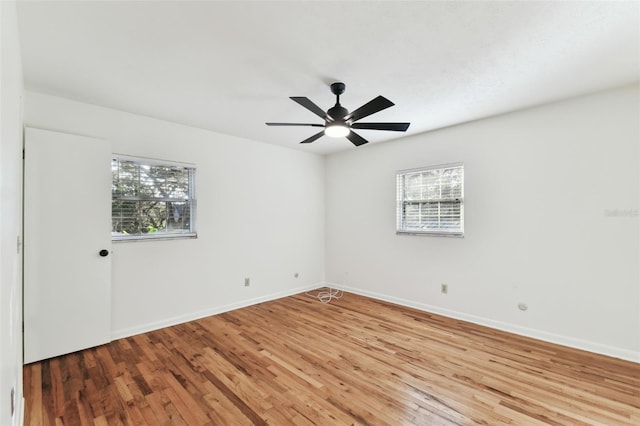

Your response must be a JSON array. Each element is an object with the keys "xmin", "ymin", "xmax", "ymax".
[{"xmin": 24, "ymin": 127, "xmax": 112, "ymax": 363}]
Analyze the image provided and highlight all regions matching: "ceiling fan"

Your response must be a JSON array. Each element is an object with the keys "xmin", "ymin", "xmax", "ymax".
[{"xmin": 266, "ymin": 82, "xmax": 410, "ymax": 146}]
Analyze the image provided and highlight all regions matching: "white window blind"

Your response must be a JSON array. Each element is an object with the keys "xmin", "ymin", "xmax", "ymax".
[
  {"xmin": 396, "ymin": 163, "xmax": 464, "ymax": 236},
  {"xmin": 112, "ymin": 155, "xmax": 196, "ymax": 240}
]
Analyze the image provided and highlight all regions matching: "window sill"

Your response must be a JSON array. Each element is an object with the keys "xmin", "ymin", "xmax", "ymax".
[
  {"xmin": 112, "ymin": 233, "xmax": 197, "ymax": 242},
  {"xmin": 396, "ymin": 231, "xmax": 464, "ymax": 238}
]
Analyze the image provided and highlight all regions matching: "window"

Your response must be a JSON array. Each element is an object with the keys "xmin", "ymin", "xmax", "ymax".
[
  {"xmin": 112, "ymin": 155, "xmax": 196, "ymax": 240},
  {"xmin": 396, "ymin": 163, "xmax": 464, "ymax": 236}
]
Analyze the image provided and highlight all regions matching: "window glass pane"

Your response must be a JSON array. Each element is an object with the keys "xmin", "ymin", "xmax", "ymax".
[
  {"xmin": 405, "ymin": 174, "xmax": 422, "ymax": 200},
  {"xmin": 404, "ymin": 203, "xmax": 421, "ymax": 228},
  {"xmin": 167, "ymin": 202, "xmax": 191, "ymax": 231},
  {"xmin": 112, "ymin": 199, "xmax": 139, "ymax": 234},
  {"xmin": 138, "ymin": 201, "xmax": 168, "ymax": 234},
  {"xmin": 112, "ymin": 159, "xmax": 139, "ymax": 197},
  {"xmin": 164, "ymin": 168, "xmax": 190, "ymax": 199},
  {"xmin": 424, "ymin": 170, "xmax": 440, "ymax": 200},
  {"xmin": 138, "ymin": 164, "xmax": 158, "ymax": 198}
]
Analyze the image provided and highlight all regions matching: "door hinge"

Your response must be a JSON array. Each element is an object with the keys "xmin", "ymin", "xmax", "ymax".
[
  {"xmin": 22, "ymin": 148, "xmax": 25, "ymax": 159},
  {"xmin": 16, "ymin": 235, "xmax": 21, "ymax": 254}
]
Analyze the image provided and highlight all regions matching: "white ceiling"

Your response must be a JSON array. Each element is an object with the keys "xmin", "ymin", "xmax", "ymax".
[{"xmin": 16, "ymin": 1, "xmax": 640, "ymax": 155}]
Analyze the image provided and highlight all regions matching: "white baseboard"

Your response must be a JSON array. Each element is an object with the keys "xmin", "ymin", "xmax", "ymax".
[
  {"xmin": 328, "ymin": 283, "xmax": 640, "ymax": 363},
  {"xmin": 111, "ymin": 282, "xmax": 323, "ymax": 341}
]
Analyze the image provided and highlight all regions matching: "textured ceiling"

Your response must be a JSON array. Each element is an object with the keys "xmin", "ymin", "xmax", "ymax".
[{"xmin": 16, "ymin": 1, "xmax": 640, "ymax": 155}]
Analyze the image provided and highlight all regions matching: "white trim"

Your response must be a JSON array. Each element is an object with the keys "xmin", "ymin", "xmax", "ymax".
[
  {"xmin": 327, "ymin": 282, "xmax": 640, "ymax": 363},
  {"xmin": 112, "ymin": 232, "xmax": 197, "ymax": 242},
  {"xmin": 111, "ymin": 282, "xmax": 323, "ymax": 340},
  {"xmin": 112, "ymin": 153, "xmax": 195, "ymax": 168},
  {"xmin": 397, "ymin": 162, "xmax": 464, "ymax": 175},
  {"xmin": 396, "ymin": 230, "xmax": 464, "ymax": 238},
  {"xmin": 18, "ymin": 399, "xmax": 24, "ymax": 426},
  {"xmin": 12, "ymin": 397, "xmax": 23, "ymax": 426}
]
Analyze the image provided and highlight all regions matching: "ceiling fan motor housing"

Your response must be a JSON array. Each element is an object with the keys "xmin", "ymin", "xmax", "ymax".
[
  {"xmin": 328, "ymin": 104, "xmax": 349, "ymax": 121},
  {"xmin": 330, "ymin": 82, "xmax": 346, "ymax": 95}
]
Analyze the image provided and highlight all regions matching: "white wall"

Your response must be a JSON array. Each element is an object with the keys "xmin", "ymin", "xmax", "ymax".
[
  {"xmin": 0, "ymin": 1, "xmax": 24, "ymax": 424},
  {"xmin": 19, "ymin": 82, "xmax": 640, "ymax": 367},
  {"xmin": 24, "ymin": 91, "xmax": 325, "ymax": 338},
  {"xmin": 325, "ymin": 84, "xmax": 640, "ymax": 362}
]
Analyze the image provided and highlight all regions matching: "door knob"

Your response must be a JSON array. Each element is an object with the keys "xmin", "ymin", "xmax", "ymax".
[{"xmin": 99, "ymin": 249, "xmax": 109, "ymax": 257}]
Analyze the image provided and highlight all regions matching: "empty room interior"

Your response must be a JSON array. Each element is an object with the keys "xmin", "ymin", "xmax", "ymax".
[{"xmin": 1, "ymin": 1, "xmax": 639, "ymax": 425}]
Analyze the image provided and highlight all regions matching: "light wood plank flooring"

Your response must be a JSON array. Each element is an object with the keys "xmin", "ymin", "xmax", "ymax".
[{"xmin": 24, "ymin": 291, "xmax": 640, "ymax": 425}]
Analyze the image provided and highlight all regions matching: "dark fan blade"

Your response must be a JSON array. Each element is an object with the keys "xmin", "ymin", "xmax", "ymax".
[
  {"xmin": 266, "ymin": 122, "xmax": 324, "ymax": 127},
  {"xmin": 351, "ymin": 122, "xmax": 410, "ymax": 132},
  {"xmin": 300, "ymin": 130, "xmax": 325, "ymax": 144},
  {"xmin": 345, "ymin": 96, "xmax": 394, "ymax": 122},
  {"xmin": 290, "ymin": 97, "xmax": 327, "ymax": 119},
  {"xmin": 346, "ymin": 131, "xmax": 368, "ymax": 147}
]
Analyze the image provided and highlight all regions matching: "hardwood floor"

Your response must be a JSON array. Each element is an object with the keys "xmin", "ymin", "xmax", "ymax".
[{"xmin": 24, "ymin": 291, "xmax": 639, "ymax": 425}]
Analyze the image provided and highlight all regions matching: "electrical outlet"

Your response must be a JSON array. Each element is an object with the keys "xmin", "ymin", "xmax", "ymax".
[
  {"xmin": 244, "ymin": 277, "xmax": 250, "ymax": 287},
  {"xmin": 441, "ymin": 283, "xmax": 448, "ymax": 294}
]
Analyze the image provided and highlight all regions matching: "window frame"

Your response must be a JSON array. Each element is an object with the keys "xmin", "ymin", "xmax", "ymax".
[
  {"xmin": 396, "ymin": 162, "xmax": 464, "ymax": 237},
  {"xmin": 111, "ymin": 154, "xmax": 197, "ymax": 242}
]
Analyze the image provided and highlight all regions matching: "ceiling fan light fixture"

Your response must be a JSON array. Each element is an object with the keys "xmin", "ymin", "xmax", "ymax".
[{"xmin": 324, "ymin": 123, "xmax": 350, "ymax": 138}]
